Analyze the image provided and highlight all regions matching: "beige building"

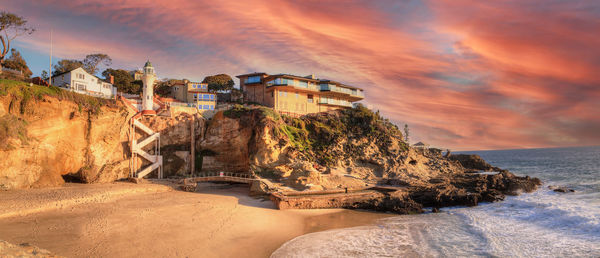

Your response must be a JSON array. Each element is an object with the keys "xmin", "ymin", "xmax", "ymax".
[
  {"xmin": 236, "ymin": 73, "xmax": 364, "ymax": 115},
  {"xmin": 132, "ymin": 70, "xmax": 143, "ymax": 80},
  {"xmin": 171, "ymin": 80, "xmax": 217, "ymax": 110}
]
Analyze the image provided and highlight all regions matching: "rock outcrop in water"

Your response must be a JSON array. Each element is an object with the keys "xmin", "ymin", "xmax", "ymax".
[{"xmin": 447, "ymin": 154, "xmax": 503, "ymax": 172}]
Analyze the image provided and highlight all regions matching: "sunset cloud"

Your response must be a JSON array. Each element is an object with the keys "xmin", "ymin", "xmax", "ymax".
[{"xmin": 2, "ymin": 0, "xmax": 599, "ymax": 150}]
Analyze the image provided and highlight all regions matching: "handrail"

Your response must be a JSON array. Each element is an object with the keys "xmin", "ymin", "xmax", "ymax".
[{"xmin": 191, "ymin": 172, "xmax": 256, "ymax": 179}]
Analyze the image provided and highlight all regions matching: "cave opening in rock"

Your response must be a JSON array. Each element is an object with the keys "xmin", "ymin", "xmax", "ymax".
[{"xmin": 62, "ymin": 173, "xmax": 84, "ymax": 183}]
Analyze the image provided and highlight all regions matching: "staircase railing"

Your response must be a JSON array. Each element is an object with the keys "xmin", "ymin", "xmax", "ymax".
[{"xmin": 129, "ymin": 115, "xmax": 163, "ymax": 179}]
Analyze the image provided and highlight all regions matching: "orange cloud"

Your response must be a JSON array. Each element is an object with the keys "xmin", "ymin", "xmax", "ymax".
[{"xmin": 4, "ymin": 0, "xmax": 599, "ymax": 150}]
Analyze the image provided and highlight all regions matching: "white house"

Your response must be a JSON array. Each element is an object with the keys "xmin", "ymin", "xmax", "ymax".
[{"xmin": 51, "ymin": 67, "xmax": 117, "ymax": 98}]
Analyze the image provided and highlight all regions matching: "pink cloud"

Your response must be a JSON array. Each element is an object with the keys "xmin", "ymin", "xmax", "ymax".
[{"xmin": 3, "ymin": 0, "xmax": 599, "ymax": 150}]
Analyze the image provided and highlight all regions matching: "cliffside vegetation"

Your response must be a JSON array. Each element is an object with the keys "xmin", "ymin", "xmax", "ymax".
[
  {"xmin": 0, "ymin": 79, "xmax": 114, "ymax": 115},
  {"xmin": 276, "ymin": 105, "xmax": 408, "ymax": 166},
  {"xmin": 0, "ymin": 79, "xmax": 114, "ymax": 150}
]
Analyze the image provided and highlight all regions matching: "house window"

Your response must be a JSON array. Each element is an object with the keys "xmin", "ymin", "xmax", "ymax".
[
  {"xmin": 307, "ymin": 94, "xmax": 314, "ymax": 103},
  {"xmin": 279, "ymin": 91, "xmax": 283, "ymax": 97},
  {"xmin": 295, "ymin": 92, "xmax": 299, "ymax": 99},
  {"xmin": 203, "ymin": 105, "xmax": 210, "ymax": 110},
  {"xmin": 210, "ymin": 95, "xmax": 214, "ymax": 100},
  {"xmin": 75, "ymin": 83, "xmax": 86, "ymax": 91},
  {"xmin": 284, "ymin": 91, "xmax": 288, "ymax": 97},
  {"xmin": 246, "ymin": 76, "xmax": 261, "ymax": 84}
]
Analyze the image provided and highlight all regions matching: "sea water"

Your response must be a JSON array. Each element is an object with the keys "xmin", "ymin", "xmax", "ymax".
[{"xmin": 272, "ymin": 146, "xmax": 600, "ymax": 257}]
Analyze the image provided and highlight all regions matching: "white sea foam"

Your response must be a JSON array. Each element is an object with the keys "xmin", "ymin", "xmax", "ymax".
[{"xmin": 272, "ymin": 188, "xmax": 600, "ymax": 257}]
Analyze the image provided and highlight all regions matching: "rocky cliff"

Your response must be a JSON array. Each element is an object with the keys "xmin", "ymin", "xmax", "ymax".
[
  {"xmin": 0, "ymin": 81, "xmax": 210, "ymax": 189},
  {"xmin": 0, "ymin": 81, "xmax": 541, "ymax": 214},
  {"xmin": 0, "ymin": 82, "xmax": 132, "ymax": 189},
  {"xmin": 199, "ymin": 105, "xmax": 469, "ymax": 190},
  {"xmin": 198, "ymin": 105, "xmax": 541, "ymax": 213}
]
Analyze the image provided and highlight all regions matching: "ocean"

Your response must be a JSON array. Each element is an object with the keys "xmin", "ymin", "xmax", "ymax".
[{"xmin": 272, "ymin": 146, "xmax": 600, "ymax": 257}]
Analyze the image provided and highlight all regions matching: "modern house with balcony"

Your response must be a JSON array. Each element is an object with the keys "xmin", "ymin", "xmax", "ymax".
[
  {"xmin": 236, "ymin": 73, "xmax": 364, "ymax": 115},
  {"xmin": 170, "ymin": 80, "xmax": 217, "ymax": 110}
]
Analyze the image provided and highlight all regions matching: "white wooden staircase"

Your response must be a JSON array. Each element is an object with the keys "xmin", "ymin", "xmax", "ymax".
[{"xmin": 130, "ymin": 117, "xmax": 163, "ymax": 179}]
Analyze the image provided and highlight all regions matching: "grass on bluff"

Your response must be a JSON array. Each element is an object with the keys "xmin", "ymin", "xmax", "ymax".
[
  {"xmin": 0, "ymin": 79, "xmax": 113, "ymax": 115},
  {"xmin": 223, "ymin": 104, "xmax": 281, "ymax": 121},
  {"xmin": 0, "ymin": 79, "xmax": 116, "ymax": 150}
]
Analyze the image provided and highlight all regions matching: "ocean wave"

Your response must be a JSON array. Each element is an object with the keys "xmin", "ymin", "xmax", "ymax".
[{"xmin": 273, "ymin": 189, "xmax": 600, "ymax": 257}]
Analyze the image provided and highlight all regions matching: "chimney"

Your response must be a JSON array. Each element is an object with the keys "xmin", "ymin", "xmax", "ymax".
[{"xmin": 108, "ymin": 75, "xmax": 114, "ymax": 84}]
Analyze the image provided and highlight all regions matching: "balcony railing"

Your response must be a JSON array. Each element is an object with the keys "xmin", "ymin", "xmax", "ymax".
[
  {"xmin": 318, "ymin": 98, "xmax": 352, "ymax": 107},
  {"xmin": 320, "ymin": 84, "xmax": 364, "ymax": 98},
  {"xmin": 266, "ymin": 78, "xmax": 319, "ymax": 91}
]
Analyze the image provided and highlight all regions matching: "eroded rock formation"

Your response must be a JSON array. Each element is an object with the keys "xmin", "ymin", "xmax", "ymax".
[{"xmin": 0, "ymin": 93, "xmax": 132, "ymax": 189}]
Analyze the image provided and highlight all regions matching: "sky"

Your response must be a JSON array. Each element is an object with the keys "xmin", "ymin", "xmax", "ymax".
[{"xmin": 2, "ymin": 0, "xmax": 599, "ymax": 151}]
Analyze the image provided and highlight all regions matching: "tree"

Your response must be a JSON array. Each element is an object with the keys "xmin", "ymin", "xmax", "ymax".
[
  {"xmin": 3, "ymin": 48, "xmax": 32, "ymax": 77},
  {"xmin": 154, "ymin": 80, "xmax": 172, "ymax": 97},
  {"xmin": 102, "ymin": 68, "xmax": 141, "ymax": 94},
  {"xmin": 53, "ymin": 59, "xmax": 83, "ymax": 76},
  {"xmin": 41, "ymin": 70, "xmax": 49, "ymax": 80},
  {"xmin": 404, "ymin": 124, "xmax": 410, "ymax": 144},
  {"xmin": 0, "ymin": 11, "xmax": 35, "ymax": 74},
  {"xmin": 83, "ymin": 53, "xmax": 111, "ymax": 75},
  {"xmin": 202, "ymin": 74, "xmax": 234, "ymax": 92}
]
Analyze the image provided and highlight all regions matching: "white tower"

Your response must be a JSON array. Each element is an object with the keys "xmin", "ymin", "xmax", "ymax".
[{"xmin": 141, "ymin": 60, "xmax": 156, "ymax": 115}]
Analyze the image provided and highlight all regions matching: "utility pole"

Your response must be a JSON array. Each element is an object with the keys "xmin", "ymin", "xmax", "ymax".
[
  {"xmin": 48, "ymin": 29, "xmax": 52, "ymax": 86},
  {"xmin": 190, "ymin": 115, "xmax": 195, "ymax": 176}
]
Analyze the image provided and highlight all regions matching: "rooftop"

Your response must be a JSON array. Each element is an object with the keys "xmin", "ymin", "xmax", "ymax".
[{"xmin": 235, "ymin": 72, "xmax": 267, "ymax": 78}]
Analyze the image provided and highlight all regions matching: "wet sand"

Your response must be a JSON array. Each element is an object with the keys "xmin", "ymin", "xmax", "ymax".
[{"xmin": 0, "ymin": 182, "xmax": 391, "ymax": 257}]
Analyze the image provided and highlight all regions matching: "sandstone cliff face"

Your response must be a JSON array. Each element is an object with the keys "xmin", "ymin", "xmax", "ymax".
[
  {"xmin": 197, "ymin": 105, "xmax": 541, "ymax": 213},
  {"xmin": 200, "ymin": 111, "xmax": 254, "ymax": 173},
  {"xmin": 138, "ymin": 113, "xmax": 205, "ymax": 177},
  {"xmin": 0, "ymin": 94, "xmax": 131, "ymax": 190},
  {"xmin": 196, "ymin": 106, "xmax": 466, "ymax": 190}
]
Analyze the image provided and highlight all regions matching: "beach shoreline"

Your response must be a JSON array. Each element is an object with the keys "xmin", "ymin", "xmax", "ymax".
[{"xmin": 0, "ymin": 181, "xmax": 391, "ymax": 257}]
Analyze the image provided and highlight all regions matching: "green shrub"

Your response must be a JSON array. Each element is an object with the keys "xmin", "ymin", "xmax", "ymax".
[
  {"xmin": 223, "ymin": 104, "xmax": 250, "ymax": 118},
  {"xmin": 258, "ymin": 106, "xmax": 280, "ymax": 121},
  {"xmin": 279, "ymin": 124, "xmax": 311, "ymax": 151}
]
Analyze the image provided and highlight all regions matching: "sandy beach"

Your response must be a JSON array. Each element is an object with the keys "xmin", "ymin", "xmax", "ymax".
[{"xmin": 0, "ymin": 181, "xmax": 391, "ymax": 257}]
